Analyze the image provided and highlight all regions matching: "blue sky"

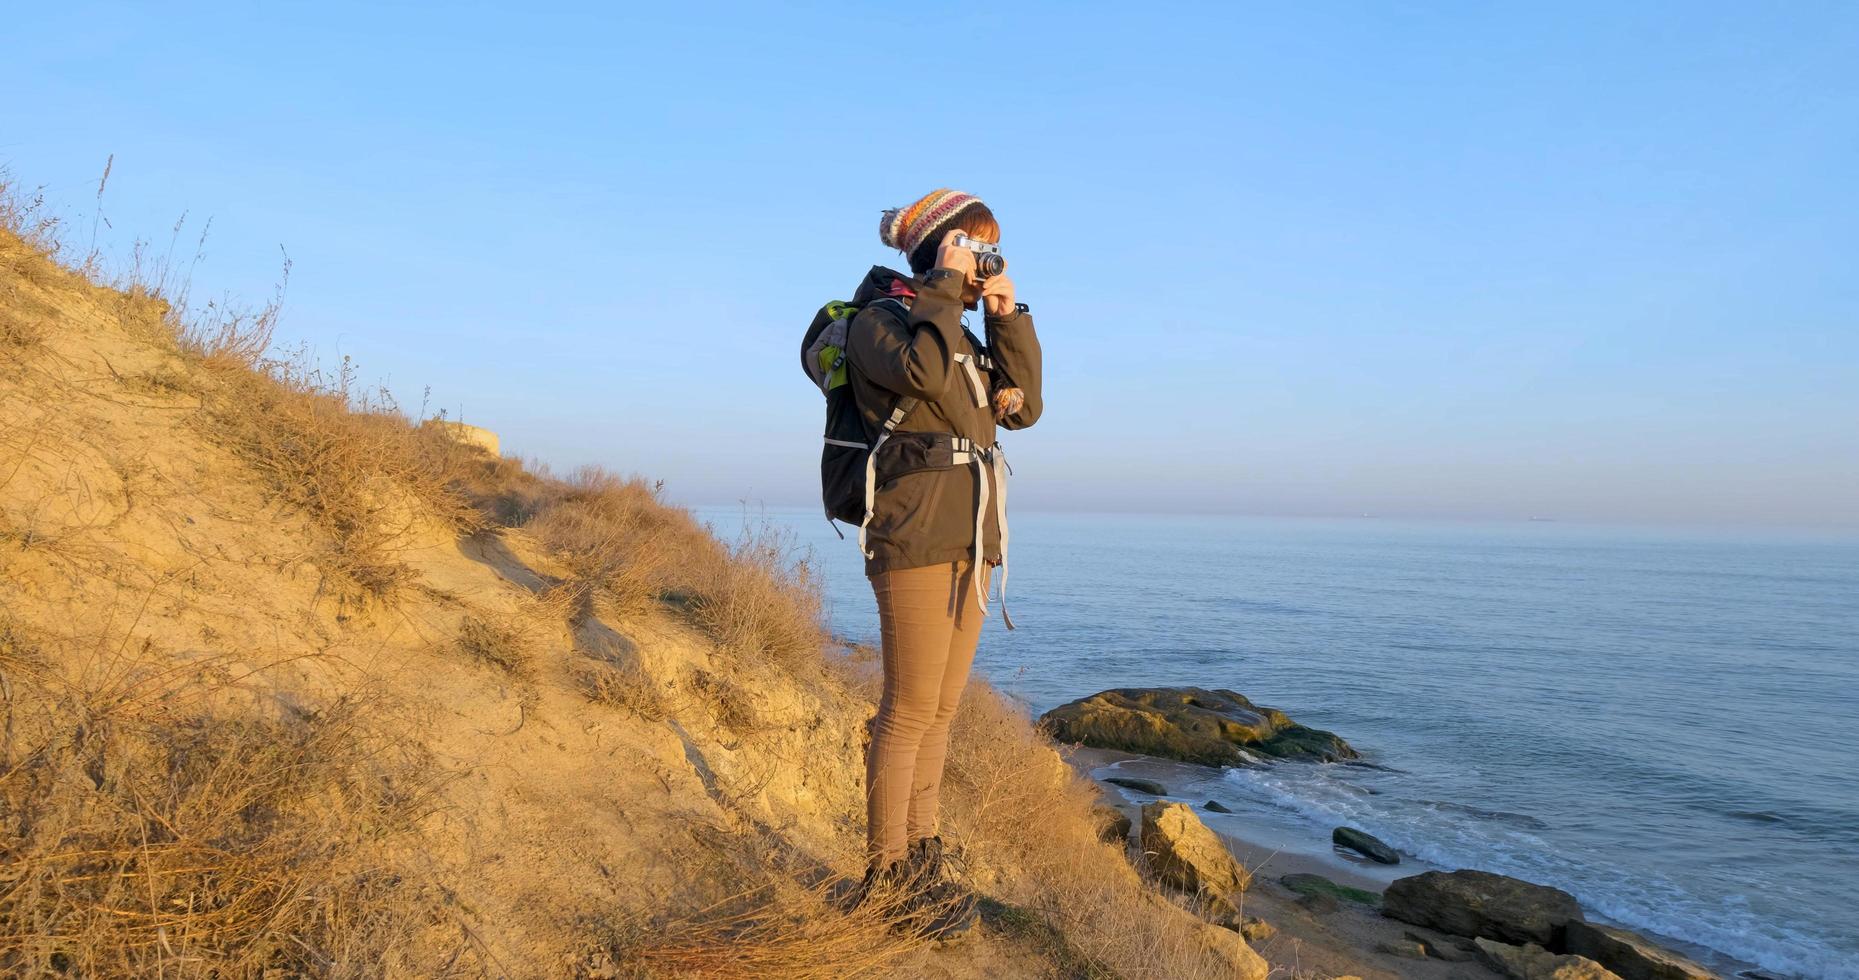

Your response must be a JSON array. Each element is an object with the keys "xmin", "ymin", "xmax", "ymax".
[{"xmin": 4, "ymin": 2, "xmax": 1855, "ymax": 526}]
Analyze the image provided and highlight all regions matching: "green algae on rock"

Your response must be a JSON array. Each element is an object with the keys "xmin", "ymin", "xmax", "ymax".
[{"xmin": 1039, "ymin": 687, "xmax": 1358, "ymax": 765}]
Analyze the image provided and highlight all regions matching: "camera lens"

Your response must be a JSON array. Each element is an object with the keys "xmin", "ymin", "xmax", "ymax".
[{"xmin": 975, "ymin": 252, "xmax": 1006, "ymax": 278}]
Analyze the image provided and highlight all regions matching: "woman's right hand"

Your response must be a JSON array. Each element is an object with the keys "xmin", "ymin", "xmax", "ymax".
[{"xmin": 934, "ymin": 228, "xmax": 978, "ymax": 280}]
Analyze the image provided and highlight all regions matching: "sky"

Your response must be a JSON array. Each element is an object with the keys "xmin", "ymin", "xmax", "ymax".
[{"xmin": 3, "ymin": 2, "xmax": 1855, "ymax": 527}]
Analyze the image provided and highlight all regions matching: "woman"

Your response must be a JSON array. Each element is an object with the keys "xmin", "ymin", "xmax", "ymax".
[{"xmin": 842, "ymin": 189, "xmax": 1043, "ymax": 927}]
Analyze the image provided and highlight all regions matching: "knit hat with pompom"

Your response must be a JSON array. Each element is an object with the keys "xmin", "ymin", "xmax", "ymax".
[{"xmin": 879, "ymin": 189, "xmax": 987, "ymax": 259}]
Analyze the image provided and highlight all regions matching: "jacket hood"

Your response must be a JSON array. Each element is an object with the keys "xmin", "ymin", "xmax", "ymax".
[{"xmin": 850, "ymin": 265, "xmax": 919, "ymax": 306}]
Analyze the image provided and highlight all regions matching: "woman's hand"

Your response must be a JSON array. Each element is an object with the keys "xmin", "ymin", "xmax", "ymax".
[
  {"xmin": 934, "ymin": 228, "xmax": 978, "ymax": 279},
  {"xmin": 980, "ymin": 273, "xmax": 1017, "ymax": 317},
  {"xmin": 992, "ymin": 386, "xmax": 1025, "ymax": 420}
]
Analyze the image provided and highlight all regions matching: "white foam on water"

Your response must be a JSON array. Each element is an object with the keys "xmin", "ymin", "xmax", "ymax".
[{"xmin": 1217, "ymin": 765, "xmax": 1858, "ymax": 980}]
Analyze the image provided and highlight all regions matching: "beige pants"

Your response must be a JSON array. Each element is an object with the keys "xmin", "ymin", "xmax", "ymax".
[{"xmin": 864, "ymin": 560, "xmax": 989, "ymax": 867}]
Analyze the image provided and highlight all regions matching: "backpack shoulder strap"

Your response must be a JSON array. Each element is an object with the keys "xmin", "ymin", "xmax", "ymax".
[{"xmin": 848, "ymin": 295, "xmax": 921, "ymax": 433}]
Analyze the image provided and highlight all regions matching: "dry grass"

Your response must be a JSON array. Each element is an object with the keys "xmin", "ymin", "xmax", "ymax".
[
  {"xmin": 937, "ymin": 685, "xmax": 1242, "ymax": 978},
  {"xmin": 572, "ymin": 651, "xmax": 666, "ymax": 721},
  {"xmin": 527, "ymin": 467, "xmax": 679, "ymax": 619},
  {"xmin": 0, "ymin": 621, "xmax": 462, "ymax": 977},
  {"xmin": 190, "ymin": 351, "xmax": 490, "ymax": 603},
  {"xmin": 590, "ymin": 829, "xmax": 944, "ymax": 980},
  {"xmin": 456, "ymin": 614, "xmax": 534, "ymax": 677},
  {"xmin": 679, "ymin": 520, "xmax": 826, "ymax": 674}
]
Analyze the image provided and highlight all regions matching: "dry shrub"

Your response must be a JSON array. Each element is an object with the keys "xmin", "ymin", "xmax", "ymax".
[
  {"xmin": 0, "ymin": 173, "xmax": 65, "ymax": 256},
  {"xmin": 0, "ymin": 625, "xmax": 461, "ymax": 977},
  {"xmin": 686, "ymin": 666, "xmax": 757, "ymax": 735},
  {"xmin": 456, "ymin": 614, "xmax": 533, "ymax": 677},
  {"xmin": 680, "ymin": 520, "xmax": 826, "ymax": 674},
  {"xmin": 594, "ymin": 828, "xmax": 940, "ymax": 980},
  {"xmin": 527, "ymin": 468, "xmax": 678, "ymax": 618},
  {"xmin": 938, "ymin": 683, "xmax": 1239, "ymax": 978},
  {"xmin": 572, "ymin": 653, "xmax": 666, "ymax": 721}
]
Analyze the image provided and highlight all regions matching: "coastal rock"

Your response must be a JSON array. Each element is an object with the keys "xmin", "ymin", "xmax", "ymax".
[
  {"xmin": 1092, "ymin": 804, "xmax": 1132, "ymax": 843},
  {"xmin": 1239, "ymin": 915, "xmax": 1275, "ymax": 943},
  {"xmin": 1104, "ymin": 775, "xmax": 1169, "ymax": 796},
  {"xmin": 1214, "ymin": 910, "xmax": 1276, "ymax": 943},
  {"xmin": 1475, "ymin": 938, "xmax": 1622, "ymax": 980},
  {"xmin": 1296, "ymin": 891, "xmax": 1341, "ymax": 914},
  {"xmin": 1140, "ymin": 802, "xmax": 1251, "ymax": 910},
  {"xmin": 1333, "ymin": 826, "xmax": 1400, "ymax": 864},
  {"xmin": 1204, "ymin": 799, "xmax": 1234, "ymax": 813},
  {"xmin": 1383, "ymin": 869, "xmax": 1583, "ymax": 948},
  {"xmin": 1198, "ymin": 922, "xmax": 1270, "ymax": 980},
  {"xmin": 1405, "ymin": 928, "xmax": 1476, "ymax": 962},
  {"xmin": 1564, "ymin": 922, "xmax": 1718, "ymax": 980},
  {"xmin": 1040, "ymin": 687, "xmax": 1358, "ymax": 765},
  {"xmin": 1279, "ymin": 872, "xmax": 1381, "ymax": 907},
  {"xmin": 1377, "ymin": 939, "xmax": 1429, "ymax": 959}
]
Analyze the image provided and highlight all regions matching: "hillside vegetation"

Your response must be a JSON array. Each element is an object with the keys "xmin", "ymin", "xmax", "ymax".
[{"xmin": 0, "ymin": 184, "xmax": 1266, "ymax": 978}]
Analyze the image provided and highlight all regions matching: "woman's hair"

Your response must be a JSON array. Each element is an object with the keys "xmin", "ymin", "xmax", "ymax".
[
  {"xmin": 880, "ymin": 189, "xmax": 1000, "ymax": 274},
  {"xmin": 907, "ymin": 205, "xmax": 997, "ymax": 274}
]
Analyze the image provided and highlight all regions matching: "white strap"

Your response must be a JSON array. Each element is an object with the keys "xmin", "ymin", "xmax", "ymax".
[
  {"xmin": 971, "ymin": 453, "xmax": 989, "ymax": 612},
  {"xmin": 991, "ymin": 448, "xmax": 1014, "ymax": 630},
  {"xmin": 824, "ymin": 437, "xmax": 867, "ymax": 449},
  {"xmin": 952, "ymin": 353, "xmax": 988, "ymax": 408},
  {"xmin": 859, "ymin": 431, "xmax": 892, "ymax": 559}
]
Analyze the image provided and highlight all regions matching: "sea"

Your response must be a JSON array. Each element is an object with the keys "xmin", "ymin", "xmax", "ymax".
[{"xmin": 696, "ymin": 507, "xmax": 1859, "ymax": 980}]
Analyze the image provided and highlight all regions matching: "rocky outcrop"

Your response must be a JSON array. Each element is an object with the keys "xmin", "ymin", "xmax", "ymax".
[
  {"xmin": 1475, "ymin": 938, "xmax": 1622, "ymax": 980},
  {"xmin": 1104, "ymin": 775, "xmax": 1168, "ymax": 796},
  {"xmin": 1140, "ymin": 802, "xmax": 1251, "ymax": 910},
  {"xmin": 1382, "ymin": 870, "xmax": 1583, "ymax": 948},
  {"xmin": 424, "ymin": 419, "xmax": 500, "ymax": 455},
  {"xmin": 1405, "ymin": 928, "xmax": 1477, "ymax": 962},
  {"xmin": 1333, "ymin": 826, "xmax": 1399, "ymax": 864},
  {"xmin": 1564, "ymin": 922, "xmax": 1718, "ymax": 980},
  {"xmin": 1040, "ymin": 688, "xmax": 1357, "ymax": 765},
  {"xmin": 1199, "ymin": 922, "xmax": 1270, "ymax": 980}
]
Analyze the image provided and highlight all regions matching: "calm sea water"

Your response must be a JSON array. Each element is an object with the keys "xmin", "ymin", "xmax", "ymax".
[{"xmin": 698, "ymin": 507, "xmax": 1859, "ymax": 979}]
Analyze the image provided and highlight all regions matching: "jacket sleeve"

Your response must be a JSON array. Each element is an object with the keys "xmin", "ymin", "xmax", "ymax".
[
  {"xmin": 986, "ymin": 306, "xmax": 1043, "ymax": 429},
  {"xmin": 847, "ymin": 270, "xmax": 968, "ymax": 401}
]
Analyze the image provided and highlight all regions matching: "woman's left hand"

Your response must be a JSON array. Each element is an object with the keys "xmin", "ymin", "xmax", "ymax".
[{"xmin": 980, "ymin": 274, "xmax": 1017, "ymax": 317}]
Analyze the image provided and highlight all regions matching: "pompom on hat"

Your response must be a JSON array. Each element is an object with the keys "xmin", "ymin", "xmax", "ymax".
[{"xmin": 879, "ymin": 188, "xmax": 987, "ymax": 258}]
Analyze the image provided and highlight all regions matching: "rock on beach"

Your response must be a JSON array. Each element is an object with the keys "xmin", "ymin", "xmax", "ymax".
[
  {"xmin": 1382, "ymin": 869, "xmax": 1583, "ymax": 948},
  {"xmin": 1563, "ymin": 922, "xmax": 1717, "ymax": 980},
  {"xmin": 1140, "ymin": 802, "xmax": 1252, "ymax": 911},
  {"xmin": 1475, "ymin": 938, "xmax": 1622, "ymax": 980},
  {"xmin": 1040, "ymin": 687, "xmax": 1358, "ymax": 766},
  {"xmin": 1332, "ymin": 826, "xmax": 1400, "ymax": 864}
]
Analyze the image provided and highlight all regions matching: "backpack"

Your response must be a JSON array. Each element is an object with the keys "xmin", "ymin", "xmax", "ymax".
[
  {"xmin": 801, "ymin": 292, "xmax": 1020, "ymax": 629},
  {"xmin": 801, "ymin": 297, "xmax": 914, "ymax": 530}
]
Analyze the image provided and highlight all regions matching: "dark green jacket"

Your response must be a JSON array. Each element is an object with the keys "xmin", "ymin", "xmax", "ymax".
[{"xmin": 844, "ymin": 265, "xmax": 1043, "ymax": 576}]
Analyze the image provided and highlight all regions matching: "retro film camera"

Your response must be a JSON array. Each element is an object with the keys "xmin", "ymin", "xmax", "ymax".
[{"xmin": 953, "ymin": 234, "xmax": 1006, "ymax": 278}]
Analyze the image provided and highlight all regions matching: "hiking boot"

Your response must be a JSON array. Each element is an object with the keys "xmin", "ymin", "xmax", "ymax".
[
  {"xmin": 847, "ymin": 860, "xmax": 908, "ymax": 912},
  {"xmin": 905, "ymin": 835, "xmax": 947, "ymax": 885},
  {"xmin": 902, "ymin": 876, "xmax": 977, "ymax": 940},
  {"xmin": 902, "ymin": 836, "xmax": 976, "ymax": 940}
]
